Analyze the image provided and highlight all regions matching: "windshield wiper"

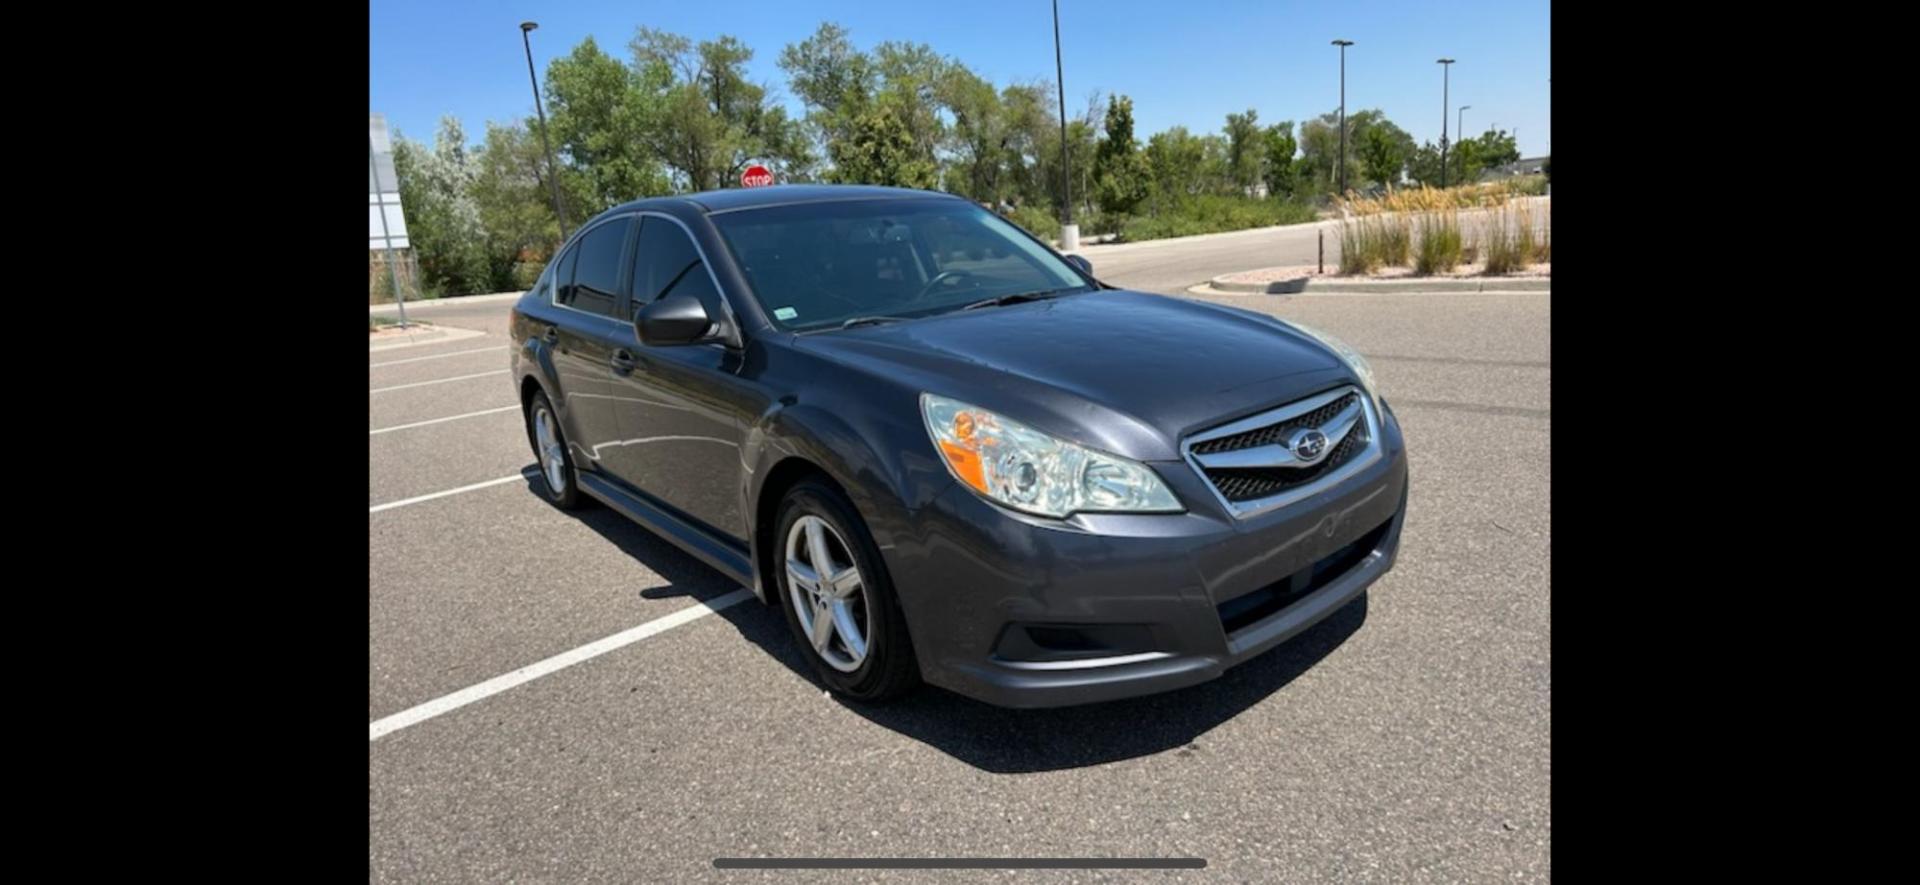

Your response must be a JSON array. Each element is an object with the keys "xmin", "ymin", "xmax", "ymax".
[
  {"xmin": 839, "ymin": 315, "xmax": 910, "ymax": 329},
  {"xmin": 958, "ymin": 287, "xmax": 1076, "ymax": 312}
]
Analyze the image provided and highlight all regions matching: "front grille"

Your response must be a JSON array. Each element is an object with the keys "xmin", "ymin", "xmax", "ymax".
[
  {"xmin": 1185, "ymin": 388, "xmax": 1374, "ymax": 508},
  {"xmin": 1191, "ymin": 392, "xmax": 1360, "ymax": 455},
  {"xmin": 1206, "ymin": 427, "xmax": 1367, "ymax": 501}
]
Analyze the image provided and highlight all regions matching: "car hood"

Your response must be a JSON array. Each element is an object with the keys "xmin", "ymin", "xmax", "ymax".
[{"xmin": 793, "ymin": 289, "xmax": 1353, "ymax": 461}]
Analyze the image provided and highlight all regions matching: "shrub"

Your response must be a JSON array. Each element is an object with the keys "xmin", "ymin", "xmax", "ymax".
[
  {"xmin": 1415, "ymin": 209, "xmax": 1463, "ymax": 274},
  {"xmin": 1381, "ymin": 215, "xmax": 1411, "ymax": 267},
  {"xmin": 1536, "ymin": 203, "xmax": 1551, "ymax": 263},
  {"xmin": 511, "ymin": 261, "xmax": 546, "ymax": 291},
  {"xmin": 1121, "ymin": 195, "xmax": 1314, "ymax": 242},
  {"xmin": 1482, "ymin": 209, "xmax": 1522, "ymax": 275},
  {"xmin": 1339, "ymin": 217, "xmax": 1380, "ymax": 275},
  {"xmin": 1007, "ymin": 204, "xmax": 1062, "ymax": 243},
  {"xmin": 1513, "ymin": 202, "xmax": 1536, "ymax": 267}
]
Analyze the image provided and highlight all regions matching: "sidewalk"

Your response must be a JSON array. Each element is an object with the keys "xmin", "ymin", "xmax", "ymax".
[{"xmin": 370, "ymin": 291, "xmax": 525, "ymax": 313}]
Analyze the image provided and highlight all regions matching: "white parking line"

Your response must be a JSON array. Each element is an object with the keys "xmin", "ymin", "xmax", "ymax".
[
  {"xmin": 369, "ymin": 588, "xmax": 755, "ymax": 741},
  {"xmin": 369, "ymin": 346, "xmax": 501, "ymax": 368},
  {"xmin": 369, "ymin": 405, "xmax": 518, "ymax": 436},
  {"xmin": 369, "ymin": 470, "xmax": 532, "ymax": 513},
  {"xmin": 370, "ymin": 370, "xmax": 506, "ymax": 395}
]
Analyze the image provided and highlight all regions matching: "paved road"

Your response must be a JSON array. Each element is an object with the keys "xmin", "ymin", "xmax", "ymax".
[{"xmin": 369, "ymin": 241, "xmax": 1551, "ymax": 881}]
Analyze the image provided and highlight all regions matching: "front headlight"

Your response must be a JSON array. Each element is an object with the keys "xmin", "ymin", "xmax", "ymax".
[
  {"xmin": 920, "ymin": 394, "xmax": 1181, "ymax": 518},
  {"xmin": 1283, "ymin": 321, "xmax": 1378, "ymax": 399}
]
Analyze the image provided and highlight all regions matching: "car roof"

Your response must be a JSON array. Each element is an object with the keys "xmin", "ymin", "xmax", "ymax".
[{"xmin": 607, "ymin": 184, "xmax": 965, "ymax": 218}]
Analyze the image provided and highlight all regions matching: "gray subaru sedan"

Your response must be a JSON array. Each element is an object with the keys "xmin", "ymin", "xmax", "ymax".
[{"xmin": 509, "ymin": 184, "xmax": 1408, "ymax": 708}]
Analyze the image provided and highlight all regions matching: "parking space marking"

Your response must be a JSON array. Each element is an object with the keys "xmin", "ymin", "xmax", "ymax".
[
  {"xmin": 369, "ymin": 588, "xmax": 755, "ymax": 741},
  {"xmin": 370, "ymin": 370, "xmax": 507, "ymax": 395},
  {"xmin": 370, "ymin": 405, "xmax": 518, "ymax": 436},
  {"xmin": 370, "ymin": 346, "xmax": 501, "ymax": 368},
  {"xmin": 370, "ymin": 470, "xmax": 534, "ymax": 514}
]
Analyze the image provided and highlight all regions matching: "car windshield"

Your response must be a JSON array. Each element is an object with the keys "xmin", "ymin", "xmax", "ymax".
[{"xmin": 709, "ymin": 197, "xmax": 1092, "ymax": 332}]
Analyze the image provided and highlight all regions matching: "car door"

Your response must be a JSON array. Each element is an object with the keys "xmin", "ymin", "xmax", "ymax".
[
  {"xmin": 604, "ymin": 215, "xmax": 754, "ymax": 541},
  {"xmin": 547, "ymin": 215, "xmax": 635, "ymax": 475}
]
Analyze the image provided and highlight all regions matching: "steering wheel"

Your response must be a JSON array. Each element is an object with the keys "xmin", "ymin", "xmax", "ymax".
[{"xmin": 914, "ymin": 269, "xmax": 978, "ymax": 301}]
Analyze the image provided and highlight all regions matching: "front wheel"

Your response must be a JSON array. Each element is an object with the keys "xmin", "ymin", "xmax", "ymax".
[{"xmin": 774, "ymin": 479, "xmax": 919, "ymax": 702}]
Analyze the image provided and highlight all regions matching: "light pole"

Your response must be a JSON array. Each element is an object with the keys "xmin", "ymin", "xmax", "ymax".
[
  {"xmin": 1052, "ymin": 0, "xmax": 1077, "ymax": 251},
  {"xmin": 1437, "ymin": 58, "xmax": 1454, "ymax": 188},
  {"xmin": 521, "ymin": 21, "xmax": 570, "ymax": 244},
  {"xmin": 1458, "ymin": 105, "xmax": 1471, "ymax": 154},
  {"xmin": 1332, "ymin": 39, "xmax": 1353, "ymax": 196}
]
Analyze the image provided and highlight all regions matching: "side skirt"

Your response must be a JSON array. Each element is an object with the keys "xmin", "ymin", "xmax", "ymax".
[{"xmin": 576, "ymin": 471, "xmax": 757, "ymax": 592}]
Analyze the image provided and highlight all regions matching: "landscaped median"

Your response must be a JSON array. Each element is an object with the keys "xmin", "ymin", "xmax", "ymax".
[
  {"xmin": 1191, "ymin": 264, "xmax": 1549, "ymax": 295},
  {"xmin": 1191, "ymin": 188, "xmax": 1550, "ymax": 295}
]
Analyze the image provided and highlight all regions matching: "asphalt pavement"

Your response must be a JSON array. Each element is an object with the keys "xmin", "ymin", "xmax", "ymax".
[{"xmin": 369, "ymin": 230, "xmax": 1550, "ymax": 881}]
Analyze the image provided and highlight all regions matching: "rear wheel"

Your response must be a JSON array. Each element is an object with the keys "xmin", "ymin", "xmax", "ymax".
[
  {"xmin": 524, "ymin": 389, "xmax": 582, "ymax": 509},
  {"xmin": 774, "ymin": 479, "xmax": 919, "ymax": 701}
]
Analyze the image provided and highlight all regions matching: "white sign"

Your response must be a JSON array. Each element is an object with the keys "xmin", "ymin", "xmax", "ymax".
[{"xmin": 369, "ymin": 113, "xmax": 410, "ymax": 250}]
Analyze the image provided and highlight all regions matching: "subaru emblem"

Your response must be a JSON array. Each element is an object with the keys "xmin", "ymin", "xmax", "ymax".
[{"xmin": 1289, "ymin": 428, "xmax": 1330, "ymax": 463}]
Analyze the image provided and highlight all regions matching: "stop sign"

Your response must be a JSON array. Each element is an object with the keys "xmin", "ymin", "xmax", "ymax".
[{"xmin": 740, "ymin": 165, "xmax": 774, "ymax": 188}]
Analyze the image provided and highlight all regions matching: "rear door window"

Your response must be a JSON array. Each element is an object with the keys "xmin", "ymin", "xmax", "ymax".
[{"xmin": 558, "ymin": 217, "xmax": 631, "ymax": 317}]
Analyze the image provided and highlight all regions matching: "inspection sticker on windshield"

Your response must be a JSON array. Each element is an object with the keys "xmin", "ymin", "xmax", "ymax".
[{"xmin": 774, "ymin": 307, "xmax": 798, "ymax": 320}]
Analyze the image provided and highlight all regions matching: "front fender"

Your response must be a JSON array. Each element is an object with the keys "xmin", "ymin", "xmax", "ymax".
[
  {"xmin": 742, "ymin": 392, "xmax": 954, "ymax": 599},
  {"xmin": 745, "ymin": 397, "xmax": 952, "ymax": 546}
]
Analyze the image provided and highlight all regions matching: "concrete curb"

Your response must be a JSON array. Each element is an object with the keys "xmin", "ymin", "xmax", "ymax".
[
  {"xmin": 1302, "ymin": 277, "xmax": 1550, "ymax": 293},
  {"xmin": 370, "ymin": 291, "xmax": 525, "ymax": 313},
  {"xmin": 369, "ymin": 323, "xmax": 488, "ymax": 352},
  {"xmin": 1193, "ymin": 274, "xmax": 1549, "ymax": 297},
  {"xmin": 1209, "ymin": 275, "xmax": 1310, "ymax": 294}
]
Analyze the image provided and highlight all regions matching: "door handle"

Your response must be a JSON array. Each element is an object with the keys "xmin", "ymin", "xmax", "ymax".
[
  {"xmin": 610, "ymin": 349, "xmax": 638, "ymax": 375},
  {"xmin": 542, "ymin": 325, "xmax": 559, "ymax": 345}
]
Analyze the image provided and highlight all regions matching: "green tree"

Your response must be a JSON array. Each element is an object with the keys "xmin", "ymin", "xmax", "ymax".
[
  {"xmin": 778, "ymin": 24, "xmax": 947, "ymax": 190},
  {"xmin": 1197, "ymin": 133, "xmax": 1233, "ymax": 196},
  {"xmin": 1471, "ymin": 129, "xmax": 1520, "ymax": 169},
  {"xmin": 471, "ymin": 123, "xmax": 561, "ymax": 288},
  {"xmin": 937, "ymin": 65, "xmax": 1007, "ymax": 200},
  {"xmin": 1261, "ymin": 122, "xmax": 1297, "ymax": 199},
  {"xmin": 1447, "ymin": 137, "xmax": 1483, "ymax": 185},
  {"xmin": 1299, "ymin": 109, "xmax": 1408, "ymax": 195},
  {"xmin": 391, "ymin": 117, "xmax": 491, "ymax": 297},
  {"xmin": 629, "ymin": 28, "xmax": 812, "ymax": 191},
  {"xmin": 997, "ymin": 82, "xmax": 1056, "ymax": 206},
  {"xmin": 779, "ymin": 22, "xmax": 874, "ymax": 118},
  {"xmin": 1223, "ymin": 109, "xmax": 1262, "ymax": 193},
  {"xmin": 1145, "ymin": 126, "xmax": 1206, "ymax": 206},
  {"xmin": 1405, "ymin": 141, "xmax": 1443, "ymax": 187},
  {"xmin": 1093, "ymin": 94, "xmax": 1149, "ymax": 221},
  {"xmin": 545, "ymin": 36, "xmax": 669, "ymax": 214},
  {"xmin": 1357, "ymin": 124, "xmax": 1406, "ymax": 191},
  {"xmin": 827, "ymin": 94, "xmax": 937, "ymax": 188}
]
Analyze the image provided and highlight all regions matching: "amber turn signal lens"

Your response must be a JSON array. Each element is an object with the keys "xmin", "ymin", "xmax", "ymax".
[{"xmin": 938, "ymin": 439, "xmax": 986, "ymax": 493}]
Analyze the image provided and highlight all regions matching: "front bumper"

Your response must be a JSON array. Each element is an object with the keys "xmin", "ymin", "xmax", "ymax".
[{"xmin": 886, "ymin": 399, "xmax": 1409, "ymax": 708}]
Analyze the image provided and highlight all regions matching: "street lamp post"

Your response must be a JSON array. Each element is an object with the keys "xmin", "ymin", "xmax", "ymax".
[
  {"xmin": 1052, "ymin": 0, "xmax": 1077, "ymax": 251},
  {"xmin": 1332, "ymin": 39, "xmax": 1353, "ymax": 196},
  {"xmin": 1438, "ymin": 58, "xmax": 1455, "ymax": 188},
  {"xmin": 1458, "ymin": 105, "xmax": 1471, "ymax": 153},
  {"xmin": 521, "ymin": 21, "xmax": 570, "ymax": 245}
]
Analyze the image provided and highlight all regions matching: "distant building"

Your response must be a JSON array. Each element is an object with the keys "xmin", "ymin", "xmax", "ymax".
[{"xmin": 1480, "ymin": 156, "xmax": 1548, "ymax": 180}]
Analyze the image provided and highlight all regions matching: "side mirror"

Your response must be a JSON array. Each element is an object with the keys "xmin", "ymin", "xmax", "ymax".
[
  {"xmin": 637, "ymin": 293, "xmax": 714, "ymax": 346},
  {"xmin": 1064, "ymin": 253, "xmax": 1093, "ymax": 276}
]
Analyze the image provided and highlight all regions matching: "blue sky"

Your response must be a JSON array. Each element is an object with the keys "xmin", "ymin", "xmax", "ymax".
[{"xmin": 371, "ymin": 0, "xmax": 1550, "ymax": 157}]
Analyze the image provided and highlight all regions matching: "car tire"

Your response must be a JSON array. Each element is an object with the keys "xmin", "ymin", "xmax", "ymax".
[
  {"xmin": 524, "ymin": 389, "xmax": 583, "ymax": 510},
  {"xmin": 774, "ymin": 478, "xmax": 920, "ymax": 702}
]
